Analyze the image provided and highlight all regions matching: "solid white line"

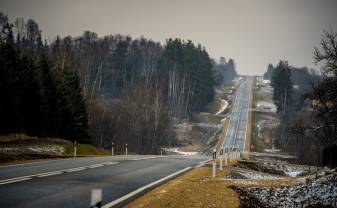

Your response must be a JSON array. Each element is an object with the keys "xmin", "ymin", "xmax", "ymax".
[
  {"xmin": 129, "ymin": 156, "xmax": 169, "ymax": 161},
  {"xmin": 195, "ymin": 163, "xmax": 205, "ymax": 168},
  {"xmin": 0, "ymin": 177, "xmax": 32, "ymax": 185},
  {"xmin": 102, "ymin": 167, "xmax": 192, "ymax": 208},
  {"xmin": 198, "ymin": 159, "xmax": 212, "ymax": 164}
]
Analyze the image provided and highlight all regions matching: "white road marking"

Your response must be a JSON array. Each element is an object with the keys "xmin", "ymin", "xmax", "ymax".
[
  {"xmin": 0, "ymin": 177, "xmax": 32, "ymax": 185},
  {"xmin": 195, "ymin": 163, "xmax": 205, "ymax": 168},
  {"xmin": 198, "ymin": 159, "xmax": 212, "ymax": 164},
  {"xmin": 37, "ymin": 171, "xmax": 63, "ymax": 178},
  {"xmin": 65, "ymin": 167, "xmax": 87, "ymax": 172},
  {"xmin": 102, "ymin": 167, "xmax": 192, "ymax": 208},
  {"xmin": 103, "ymin": 162, "xmax": 117, "ymax": 165},
  {"xmin": 87, "ymin": 164, "xmax": 104, "ymax": 168},
  {"xmin": 129, "ymin": 156, "xmax": 169, "ymax": 161},
  {"xmin": 0, "ymin": 161, "xmax": 119, "ymax": 185}
]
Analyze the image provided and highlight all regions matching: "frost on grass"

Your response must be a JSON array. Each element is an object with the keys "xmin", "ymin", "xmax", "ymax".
[
  {"xmin": 235, "ymin": 160, "xmax": 312, "ymax": 177},
  {"xmin": 230, "ymin": 170, "xmax": 281, "ymax": 180},
  {"xmin": 236, "ymin": 173, "xmax": 337, "ymax": 208}
]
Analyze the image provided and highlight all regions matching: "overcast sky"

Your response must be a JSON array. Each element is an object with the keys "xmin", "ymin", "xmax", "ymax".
[{"xmin": 1, "ymin": 0, "xmax": 337, "ymax": 75}]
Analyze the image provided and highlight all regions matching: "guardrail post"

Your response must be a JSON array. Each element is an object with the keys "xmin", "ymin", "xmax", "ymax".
[
  {"xmin": 225, "ymin": 146, "xmax": 228, "ymax": 166},
  {"xmin": 111, "ymin": 142, "xmax": 114, "ymax": 156},
  {"xmin": 74, "ymin": 141, "xmax": 77, "ymax": 158},
  {"xmin": 212, "ymin": 149, "xmax": 216, "ymax": 178},
  {"xmin": 229, "ymin": 147, "xmax": 233, "ymax": 163},
  {"xmin": 219, "ymin": 148, "xmax": 223, "ymax": 170},
  {"xmin": 90, "ymin": 189, "xmax": 102, "ymax": 208}
]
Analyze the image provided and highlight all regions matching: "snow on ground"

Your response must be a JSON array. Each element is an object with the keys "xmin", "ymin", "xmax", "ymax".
[
  {"xmin": 27, "ymin": 145, "xmax": 65, "ymax": 155},
  {"xmin": 0, "ymin": 145, "xmax": 65, "ymax": 155},
  {"xmin": 235, "ymin": 160, "xmax": 312, "ymax": 177},
  {"xmin": 236, "ymin": 172, "xmax": 337, "ymax": 207},
  {"xmin": 215, "ymin": 99, "xmax": 228, "ymax": 115},
  {"xmin": 233, "ymin": 170, "xmax": 281, "ymax": 180}
]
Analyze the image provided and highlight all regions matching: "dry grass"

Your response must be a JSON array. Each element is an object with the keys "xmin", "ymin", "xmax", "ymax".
[
  {"xmin": 125, "ymin": 167, "xmax": 240, "ymax": 208},
  {"xmin": 0, "ymin": 134, "xmax": 111, "ymax": 164},
  {"xmin": 215, "ymin": 118, "xmax": 229, "ymax": 154},
  {"xmin": 125, "ymin": 163, "xmax": 299, "ymax": 208}
]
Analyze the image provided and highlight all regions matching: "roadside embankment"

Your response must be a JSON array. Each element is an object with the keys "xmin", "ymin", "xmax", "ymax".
[{"xmin": 0, "ymin": 134, "xmax": 111, "ymax": 164}]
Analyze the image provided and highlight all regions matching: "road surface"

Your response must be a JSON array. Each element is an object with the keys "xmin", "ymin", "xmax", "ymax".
[
  {"xmin": 223, "ymin": 77, "xmax": 253, "ymax": 151},
  {"xmin": 0, "ymin": 155, "xmax": 208, "ymax": 208}
]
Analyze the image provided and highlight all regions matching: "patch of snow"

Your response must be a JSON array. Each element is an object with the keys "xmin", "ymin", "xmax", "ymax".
[
  {"xmin": 285, "ymin": 170, "xmax": 304, "ymax": 177},
  {"xmin": 27, "ymin": 145, "xmax": 65, "ymax": 155},
  {"xmin": 237, "ymin": 173, "xmax": 337, "ymax": 207},
  {"xmin": 237, "ymin": 171, "xmax": 280, "ymax": 180},
  {"xmin": 0, "ymin": 145, "xmax": 65, "ymax": 155},
  {"xmin": 215, "ymin": 99, "xmax": 228, "ymax": 115}
]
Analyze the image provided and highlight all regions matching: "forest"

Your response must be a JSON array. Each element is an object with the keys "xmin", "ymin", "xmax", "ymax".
[
  {"xmin": 0, "ymin": 13, "xmax": 235, "ymax": 154},
  {"xmin": 267, "ymin": 30, "xmax": 337, "ymax": 166}
]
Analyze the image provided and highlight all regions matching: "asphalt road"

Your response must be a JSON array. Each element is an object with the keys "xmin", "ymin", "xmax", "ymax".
[
  {"xmin": 223, "ymin": 77, "xmax": 253, "ymax": 151},
  {"xmin": 0, "ymin": 155, "xmax": 208, "ymax": 208}
]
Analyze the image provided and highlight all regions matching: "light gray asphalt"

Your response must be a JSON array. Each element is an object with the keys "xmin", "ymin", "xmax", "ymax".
[
  {"xmin": 0, "ymin": 155, "xmax": 208, "ymax": 208},
  {"xmin": 223, "ymin": 77, "xmax": 253, "ymax": 151}
]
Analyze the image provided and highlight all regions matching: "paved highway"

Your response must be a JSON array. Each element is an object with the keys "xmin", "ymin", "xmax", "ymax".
[
  {"xmin": 223, "ymin": 77, "xmax": 253, "ymax": 151},
  {"xmin": 0, "ymin": 155, "xmax": 208, "ymax": 208}
]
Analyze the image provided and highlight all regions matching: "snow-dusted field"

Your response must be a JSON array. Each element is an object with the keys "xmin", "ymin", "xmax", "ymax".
[
  {"xmin": 236, "ymin": 172, "xmax": 337, "ymax": 207},
  {"xmin": 235, "ymin": 160, "xmax": 312, "ymax": 177},
  {"xmin": 232, "ymin": 160, "xmax": 337, "ymax": 207}
]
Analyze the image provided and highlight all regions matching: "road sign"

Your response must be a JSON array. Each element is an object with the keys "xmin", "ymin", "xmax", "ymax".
[{"xmin": 212, "ymin": 151, "xmax": 216, "ymax": 160}]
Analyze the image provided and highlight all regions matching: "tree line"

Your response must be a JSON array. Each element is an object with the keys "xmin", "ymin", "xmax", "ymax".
[
  {"xmin": 0, "ymin": 14, "xmax": 89, "ymax": 143},
  {"xmin": 213, "ymin": 57, "xmax": 237, "ymax": 86},
  {"xmin": 269, "ymin": 30, "xmax": 337, "ymax": 167},
  {"xmin": 0, "ymin": 13, "xmax": 228, "ymax": 153}
]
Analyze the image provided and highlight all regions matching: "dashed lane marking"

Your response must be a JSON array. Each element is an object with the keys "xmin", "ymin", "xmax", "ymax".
[
  {"xmin": 0, "ymin": 161, "xmax": 119, "ymax": 185},
  {"xmin": 0, "ymin": 177, "xmax": 32, "ymax": 185}
]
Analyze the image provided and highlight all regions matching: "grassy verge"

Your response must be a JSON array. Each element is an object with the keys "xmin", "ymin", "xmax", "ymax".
[
  {"xmin": 125, "ymin": 166, "xmax": 240, "ymax": 208},
  {"xmin": 125, "ymin": 163, "xmax": 297, "ymax": 208},
  {"xmin": 207, "ymin": 99, "xmax": 223, "ymax": 114},
  {"xmin": 192, "ymin": 112, "xmax": 220, "ymax": 125},
  {"xmin": 253, "ymin": 88, "xmax": 260, "ymax": 108},
  {"xmin": 251, "ymin": 112, "xmax": 265, "ymax": 152},
  {"xmin": 0, "ymin": 134, "xmax": 111, "ymax": 164}
]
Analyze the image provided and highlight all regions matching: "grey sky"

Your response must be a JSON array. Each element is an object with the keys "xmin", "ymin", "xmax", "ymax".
[{"xmin": 1, "ymin": 0, "xmax": 337, "ymax": 75}]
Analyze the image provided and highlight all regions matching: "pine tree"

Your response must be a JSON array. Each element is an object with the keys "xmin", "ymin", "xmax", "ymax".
[{"xmin": 271, "ymin": 61, "xmax": 293, "ymax": 114}]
